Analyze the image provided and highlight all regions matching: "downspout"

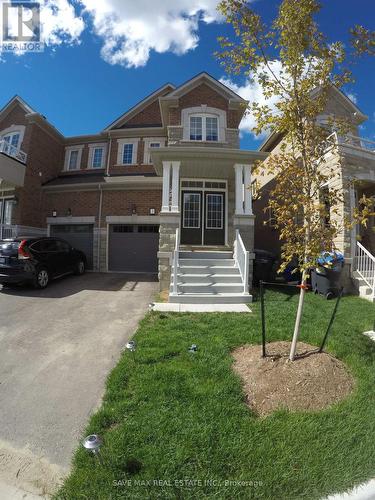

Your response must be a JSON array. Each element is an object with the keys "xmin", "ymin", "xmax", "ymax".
[
  {"xmin": 97, "ymin": 183, "xmax": 103, "ymax": 271},
  {"xmin": 106, "ymin": 136, "xmax": 112, "ymax": 177}
]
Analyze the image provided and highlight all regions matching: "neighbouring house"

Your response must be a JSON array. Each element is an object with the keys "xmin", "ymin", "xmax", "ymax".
[
  {"xmin": 253, "ymin": 85, "xmax": 375, "ymax": 301},
  {"xmin": 0, "ymin": 73, "xmax": 267, "ymax": 303},
  {"xmin": 1, "ymin": 75, "xmax": 372, "ymax": 302}
]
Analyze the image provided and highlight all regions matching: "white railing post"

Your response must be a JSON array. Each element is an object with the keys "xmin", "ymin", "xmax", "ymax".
[
  {"xmin": 172, "ymin": 228, "xmax": 179, "ymax": 295},
  {"xmin": 355, "ymin": 241, "xmax": 375, "ymax": 298},
  {"xmin": 234, "ymin": 230, "xmax": 249, "ymax": 295}
]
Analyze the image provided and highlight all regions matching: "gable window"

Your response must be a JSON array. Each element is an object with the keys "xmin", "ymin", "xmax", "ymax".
[
  {"xmin": 190, "ymin": 117, "xmax": 203, "ymax": 141},
  {"xmin": 189, "ymin": 115, "xmax": 219, "ymax": 142},
  {"xmin": 122, "ymin": 144, "xmax": 133, "ymax": 164},
  {"xmin": 3, "ymin": 132, "xmax": 20, "ymax": 149}
]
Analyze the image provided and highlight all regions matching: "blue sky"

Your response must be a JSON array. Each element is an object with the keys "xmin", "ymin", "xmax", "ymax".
[{"xmin": 0, "ymin": 0, "xmax": 374, "ymax": 150}]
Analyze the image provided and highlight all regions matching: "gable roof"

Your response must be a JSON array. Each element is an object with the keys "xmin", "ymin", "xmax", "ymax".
[
  {"xmin": 0, "ymin": 95, "xmax": 36, "ymax": 120},
  {"xmin": 165, "ymin": 72, "xmax": 247, "ymax": 103},
  {"xmin": 104, "ymin": 83, "xmax": 176, "ymax": 132}
]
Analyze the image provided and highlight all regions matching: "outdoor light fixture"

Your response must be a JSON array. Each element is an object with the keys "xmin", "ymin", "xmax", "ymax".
[
  {"xmin": 52, "ymin": 209, "xmax": 57, "ymax": 217},
  {"xmin": 188, "ymin": 344, "xmax": 198, "ymax": 353},
  {"xmin": 131, "ymin": 204, "xmax": 137, "ymax": 215},
  {"xmin": 82, "ymin": 434, "xmax": 103, "ymax": 464},
  {"xmin": 149, "ymin": 208, "xmax": 155, "ymax": 215},
  {"xmin": 67, "ymin": 208, "xmax": 72, "ymax": 216}
]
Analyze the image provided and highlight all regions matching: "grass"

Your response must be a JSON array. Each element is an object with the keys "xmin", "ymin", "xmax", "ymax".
[{"xmin": 56, "ymin": 289, "xmax": 375, "ymax": 500}]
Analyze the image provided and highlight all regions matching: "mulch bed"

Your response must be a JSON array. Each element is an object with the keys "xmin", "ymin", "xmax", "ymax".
[{"xmin": 232, "ymin": 341, "xmax": 355, "ymax": 417}]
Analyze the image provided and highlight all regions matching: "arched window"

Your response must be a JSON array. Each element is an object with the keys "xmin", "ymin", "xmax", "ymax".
[{"xmin": 182, "ymin": 106, "xmax": 226, "ymax": 143}]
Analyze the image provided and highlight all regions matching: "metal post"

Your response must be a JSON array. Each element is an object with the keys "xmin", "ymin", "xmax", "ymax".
[
  {"xmin": 319, "ymin": 288, "xmax": 344, "ymax": 353},
  {"xmin": 260, "ymin": 280, "xmax": 266, "ymax": 357}
]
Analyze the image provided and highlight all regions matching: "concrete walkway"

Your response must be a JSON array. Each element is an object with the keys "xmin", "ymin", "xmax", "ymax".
[
  {"xmin": 0, "ymin": 273, "xmax": 157, "ymax": 498},
  {"xmin": 325, "ymin": 480, "xmax": 375, "ymax": 500},
  {"xmin": 152, "ymin": 302, "xmax": 251, "ymax": 312}
]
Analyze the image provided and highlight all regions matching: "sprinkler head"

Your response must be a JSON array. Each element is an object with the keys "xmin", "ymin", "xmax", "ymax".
[
  {"xmin": 188, "ymin": 344, "xmax": 198, "ymax": 353},
  {"xmin": 83, "ymin": 434, "xmax": 102, "ymax": 455},
  {"xmin": 126, "ymin": 340, "xmax": 136, "ymax": 352}
]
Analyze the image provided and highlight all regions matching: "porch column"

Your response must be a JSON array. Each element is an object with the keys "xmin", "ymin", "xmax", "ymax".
[
  {"xmin": 234, "ymin": 164, "xmax": 244, "ymax": 215},
  {"xmin": 243, "ymin": 165, "xmax": 253, "ymax": 215},
  {"xmin": 161, "ymin": 161, "xmax": 171, "ymax": 212},
  {"xmin": 170, "ymin": 161, "xmax": 181, "ymax": 213}
]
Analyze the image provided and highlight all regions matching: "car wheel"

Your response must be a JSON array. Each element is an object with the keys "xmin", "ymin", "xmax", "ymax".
[
  {"xmin": 34, "ymin": 268, "xmax": 49, "ymax": 289},
  {"xmin": 74, "ymin": 260, "xmax": 85, "ymax": 276}
]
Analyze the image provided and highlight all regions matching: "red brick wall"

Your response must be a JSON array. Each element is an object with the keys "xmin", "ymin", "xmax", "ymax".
[
  {"xmin": 124, "ymin": 100, "xmax": 162, "ymax": 127},
  {"xmin": 41, "ymin": 189, "xmax": 162, "ymax": 226},
  {"xmin": 168, "ymin": 83, "xmax": 243, "ymax": 128}
]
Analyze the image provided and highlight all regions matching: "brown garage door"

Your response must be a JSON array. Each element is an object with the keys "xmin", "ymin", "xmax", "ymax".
[
  {"xmin": 50, "ymin": 224, "xmax": 94, "ymax": 270},
  {"xmin": 108, "ymin": 224, "xmax": 159, "ymax": 273}
]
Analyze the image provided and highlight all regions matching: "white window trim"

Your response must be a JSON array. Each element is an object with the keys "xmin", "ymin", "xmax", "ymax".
[
  {"xmin": 64, "ymin": 145, "xmax": 84, "ymax": 171},
  {"xmin": 182, "ymin": 192, "xmax": 201, "ymax": 229},
  {"xmin": 88, "ymin": 143, "xmax": 107, "ymax": 169},
  {"xmin": 117, "ymin": 138, "xmax": 139, "ymax": 165},
  {"xmin": 0, "ymin": 124, "xmax": 26, "ymax": 148},
  {"xmin": 206, "ymin": 193, "xmax": 224, "ymax": 230},
  {"xmin": 181, "ymin": 106, "xmax": 226, "ymax": 142},
  {"xmin": 143, "ymin": 137, "xmax": 166, "ymax": 164}
]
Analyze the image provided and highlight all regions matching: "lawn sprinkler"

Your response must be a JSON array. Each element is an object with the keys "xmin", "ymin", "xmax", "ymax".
[
  {"xmin": 82, "ymin": 434, "xmax": 103, "ymax": 464},
  {"xmin": 126, "ymin": 340, "xmax": 137, "ymax": 361},
  {"xmin": 188, "ymin": 344, "xmax": 198, "ymax": 354}
]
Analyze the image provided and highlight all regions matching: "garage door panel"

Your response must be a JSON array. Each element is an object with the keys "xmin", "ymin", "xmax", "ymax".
[
  {"xmin": 109, "ymin": 225, "xmax": 159, "ymax": 273},
  {"xmin": 50, "ymin": 224, "xmax": 94, "ymax": 270}
]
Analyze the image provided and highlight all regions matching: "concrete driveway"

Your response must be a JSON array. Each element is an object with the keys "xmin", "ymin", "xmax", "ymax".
[{"xmin": 0, "ymin": 272, "xmax": 157, "ymax": 498}]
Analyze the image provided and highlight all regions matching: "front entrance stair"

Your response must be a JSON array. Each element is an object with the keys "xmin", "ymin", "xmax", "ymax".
[
  {"xmin": 352, "ymin": 271, "xmax": 375, "ymax": 302},
  {"xmin": 169, "ymin": 251, "xmax": 252, "ymax": 304}
]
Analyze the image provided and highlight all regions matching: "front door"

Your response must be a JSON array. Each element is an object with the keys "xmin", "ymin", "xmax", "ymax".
[
  {"xmin": 181, "ymin": 191, "xmax": 202, "ymax": 245},
  {"xmin": 180, "ymin": 190, "xmax": 225, "ymax": 246},
  {"xmin": 204, "ymin": 191, "xmax": 225, "ymax": 245}
]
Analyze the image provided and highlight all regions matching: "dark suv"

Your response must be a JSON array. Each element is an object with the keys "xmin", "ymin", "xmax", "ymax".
[{"xmin": 0, "ymin": 237, "xmax": 87, "ymax": 289}]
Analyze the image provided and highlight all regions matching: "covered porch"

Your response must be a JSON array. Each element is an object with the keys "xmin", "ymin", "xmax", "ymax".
[{"xmin": 151, "ymin": 147, "xmax": 267, "ymax": 295}]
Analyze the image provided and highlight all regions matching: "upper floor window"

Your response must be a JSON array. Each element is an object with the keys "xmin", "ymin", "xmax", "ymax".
[
  {"xmin": 64, "ymin": 145, "xmax": 84, "ymax": 171},
  {"xmin": 117, "ymin": 138, "xmax": 139, "ymax": 165},
  {"xmin": 143, "ymin": 137, "xmax": 165, "ymax": 164},
  {"xmin": 182, "ymin": 107, "xmax": 225, "ymax": 142},
  {"xmin": 92, "ymin": 148, "xmax": 103, "ymax": 168},
  {"xmin": 88, "ymin": 143, "xmax": 107, "ymax": 169},
  {"xmin": 122, "ymin": 144, "xmax": 133, "ymax": 164},
  {"xmin": 3, "ymin": 132, "xmax": 20, "ymax": 149},
  {"xmin": 68, "ymin": 150, "xmax": 79, "ymax": 170}
]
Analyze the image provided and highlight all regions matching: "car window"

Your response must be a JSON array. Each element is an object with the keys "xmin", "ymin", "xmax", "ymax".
[
  {"xmin": 41, "ymin": 239, "xmax": 60, "ymax": 252},
  {"xmin": 56, "ymin": 240, "xmax": 71, "ymax": 252},
  {"xmin": 29, "ymin": 241, "xmax": 43, "ymax": 252}
]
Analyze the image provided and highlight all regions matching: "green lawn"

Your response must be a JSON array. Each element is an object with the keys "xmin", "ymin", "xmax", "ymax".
[{"xmin": 56, "ymin": 289, "xmax": 375, "ymax": 500}]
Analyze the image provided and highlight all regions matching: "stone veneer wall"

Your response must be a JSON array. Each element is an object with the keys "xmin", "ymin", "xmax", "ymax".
[{"xmin": 158, "ymin": 214, "xmax": 179, "ymax": 291}]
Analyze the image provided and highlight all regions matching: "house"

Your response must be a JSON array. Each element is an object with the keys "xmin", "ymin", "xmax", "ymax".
[
  {"xmin": 0, "ymin": 73, "xmax": 267, "ymax": 303},
  {"xmin": 253, "ymin": 85, "xmax": 375, "ymax": 301}
]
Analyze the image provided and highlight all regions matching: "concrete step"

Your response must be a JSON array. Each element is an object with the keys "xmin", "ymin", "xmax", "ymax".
[
  {"xmin": 178, "ymin": 265, "xmax": 237, "ymax": 274},
  {"xmin": 172, "ymin": 273, "xmax": 242, "ymax": 284},
  {"xmin": 169, "ymin": 293, "xmax": 252, "ymax": 304},
  {"xmin": 179, "ymin": 258, "xmax": 236, "ymax": 267},
  {"xmin": 171, "ymin": 283, "xmax": 245, "ymax": 294},
  {"xmin": 179, "ymin": 251, "xmax": 233, "ymax": 260}
]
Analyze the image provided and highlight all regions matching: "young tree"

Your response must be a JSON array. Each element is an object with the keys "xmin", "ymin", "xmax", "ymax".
[{"xmin": 217, "ymin": 0, "xmax": 374, "ymax": 360}]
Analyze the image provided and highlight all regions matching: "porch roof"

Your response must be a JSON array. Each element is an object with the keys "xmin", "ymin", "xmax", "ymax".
[{"xmin": 151, "ymin": 146, "xmax": 268, "ymax": 177}]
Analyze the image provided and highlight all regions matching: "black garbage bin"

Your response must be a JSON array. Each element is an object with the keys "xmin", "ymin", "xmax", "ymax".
[
  {"xmin": 253, "ymin": 249, "xmax": 276, "ymax": 284},
  {"xmin": 311, "ymin": 262, "xmax": 343, "ymax": 299}
]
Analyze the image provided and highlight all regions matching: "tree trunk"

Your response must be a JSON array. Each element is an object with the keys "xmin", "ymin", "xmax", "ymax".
[{"xmin": 289, "ymin": 271, "xmax": 307, "ymax": 361}]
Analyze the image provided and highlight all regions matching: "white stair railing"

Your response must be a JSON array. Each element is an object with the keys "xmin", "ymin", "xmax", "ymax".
[
  {"xmin": 172, "ymin": 228, "xmax": 179, "ymax": 295},
  {"xmin": 355, "ymin": 242, "xmax": 375, "ymax": 299},
  {"xmin": 234, "ymin": 230, "xmax": 249, "ymax": 295}
]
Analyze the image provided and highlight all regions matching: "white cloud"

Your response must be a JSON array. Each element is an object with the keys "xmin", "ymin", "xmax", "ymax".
[
  {"xmin": 79, "ymin": 0, "xmax": 222, "ymax": 67},
  {"xmin": 40, "ymin": 0, "xmax": 85, "ymax": 47},
  {"xmin": 220, "ymin": 61, "xmax": 284, "ymax": 138}
]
